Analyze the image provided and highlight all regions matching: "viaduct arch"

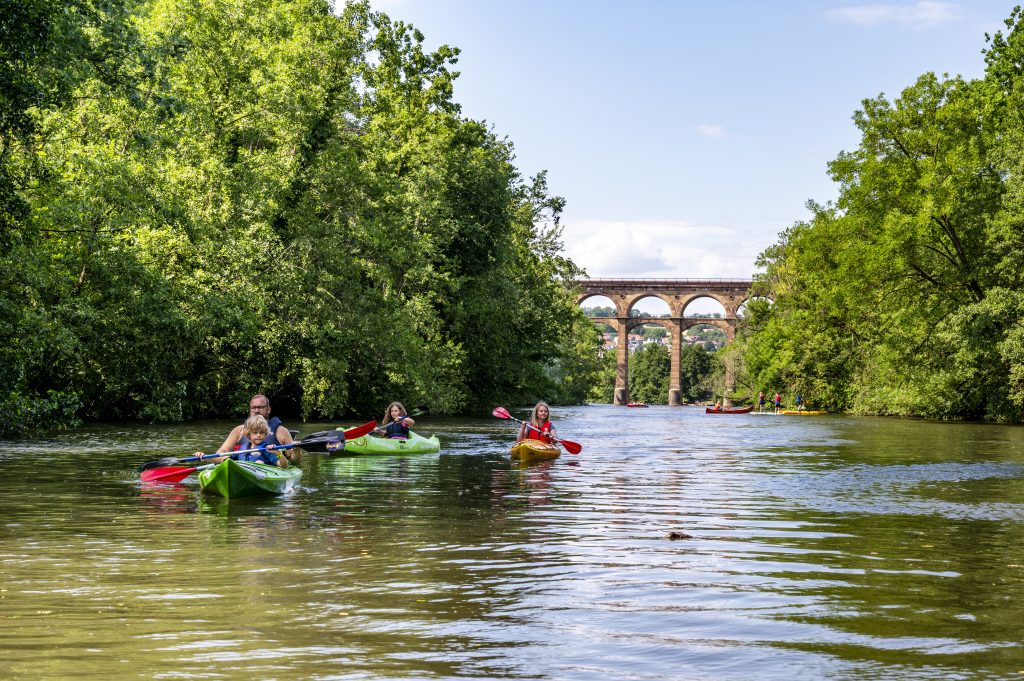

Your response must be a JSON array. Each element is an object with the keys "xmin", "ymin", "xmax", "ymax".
[{"xmin": 576, "ymin": 278, "xmax": 754, "ymax": 406}]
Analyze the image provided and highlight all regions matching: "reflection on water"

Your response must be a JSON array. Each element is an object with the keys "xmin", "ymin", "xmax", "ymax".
[{"xmin": 2, "ymin": 407, "xmax": 1024, "ymax": 679}]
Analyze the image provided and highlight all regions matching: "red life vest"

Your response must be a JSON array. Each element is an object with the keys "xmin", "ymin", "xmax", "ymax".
[{"xmin": 526, "ymin": 421, "xmax": 554, "ymax": 443}]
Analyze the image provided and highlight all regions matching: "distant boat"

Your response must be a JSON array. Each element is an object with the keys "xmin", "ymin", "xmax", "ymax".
[
  {"xmin": 626, "ymin": 402, "xmax": 649, "ymax": 408},
  {"xmin": 705, "ymin": 405, "xmax": 754, "ymax": 414},
  {"xmin": 782, "ymin": 410, "xmax": 828, "ymax": 416}
]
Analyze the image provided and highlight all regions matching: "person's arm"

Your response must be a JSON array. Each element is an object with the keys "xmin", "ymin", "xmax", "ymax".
[
  {"xmin": 402, "ymin": 416, "xmax": 414, "ymax": 427},
  {"xmin": 517, "ymin": 423, "xmax": 526, "ymax": 441},
  {"xmin": 268, "ymin": 445, "xmax": 289, "ymax": 469}
]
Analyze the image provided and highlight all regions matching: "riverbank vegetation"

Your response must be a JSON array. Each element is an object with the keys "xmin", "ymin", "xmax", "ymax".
[
  {"xmin": 731, "ymin": 8, "xmax": 1024, "ymax": 421},
  {"xmin": 0, "ymin": 0, "xmax": 603, "ymax": 433}
]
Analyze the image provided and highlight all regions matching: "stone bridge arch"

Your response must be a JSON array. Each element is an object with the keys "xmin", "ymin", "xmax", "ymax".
[{"xmin": 577, "ymin": 278, "xmax": 753, "ymax": 405}]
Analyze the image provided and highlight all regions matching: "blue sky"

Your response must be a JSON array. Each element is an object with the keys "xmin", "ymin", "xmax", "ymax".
[{"xmin": 371, "ymin": 1, "xmax": 1013, "ymax": 287}]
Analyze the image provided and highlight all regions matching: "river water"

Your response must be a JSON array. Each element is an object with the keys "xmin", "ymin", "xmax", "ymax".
[{"xmin": 2, "ymin": 404, "xmax": 1024, "ymax": 680}]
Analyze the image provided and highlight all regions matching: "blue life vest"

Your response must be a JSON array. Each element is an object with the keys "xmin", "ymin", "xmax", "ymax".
[
  {"xmin": 235, "ymin": 416, "xmax": 283, "ymax": 463},
  {"xmin": 385, "ymin": 418, "xmax": 410, "ymax": 439}
]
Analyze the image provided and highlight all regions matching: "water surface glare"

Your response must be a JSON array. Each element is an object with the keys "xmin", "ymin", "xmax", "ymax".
[{"xmin": 2, "ymin": 405, "xmax": 1024, "ymax": 679}]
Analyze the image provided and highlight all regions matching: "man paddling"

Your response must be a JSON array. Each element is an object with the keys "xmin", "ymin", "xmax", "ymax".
[{"xmin": 207, "ymin": 394, "xmax": 299, "ymax": 463}]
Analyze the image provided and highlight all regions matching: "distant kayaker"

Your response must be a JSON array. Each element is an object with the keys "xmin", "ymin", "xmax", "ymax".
[
  {"xmin": 376, "ymin": 401, "xmax": 415, "ymax": 439},
  {"xmin": 713, "ymin": 400, "xmax": 722, "ymax": 412},
  {"xmin": 517, "ymin": 401, "xmax": 558, "ymax": 443},
  {"xmin": 208, "ymin": 415, "xmax": 289, "ymax": 468},
  {"xmin": 773, "ymin": 392, "xmax": 782, "ymax": 413},
  {"xmin": 795, "ymin": 393, "xmax": 804, "ymax": 411},
  {"xmin": 202, "ymin": 394, "xmax": 297, "ymax": 462},
  {"xmin": 758, "ymin": 391, "xmax": 766, "ymax": 412}
]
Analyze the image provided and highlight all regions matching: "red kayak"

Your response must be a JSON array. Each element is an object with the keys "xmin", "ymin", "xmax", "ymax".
[{"xmin": 705, "ymin": 405, "xmax": 753, "ymax": 414}]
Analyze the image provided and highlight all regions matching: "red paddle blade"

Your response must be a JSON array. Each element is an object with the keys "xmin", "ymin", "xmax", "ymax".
[
  {"xmin": 343, "ymin": 421, "xmax": 377, "ymax": 439},
  {"xmin": 140, "ymin": 466, "xmax": 197, "ymax": 483},
  {"xmin": 559, "ymin": 439, "xmax": 582, "ymax": 455},
  {"xmin": 492, "ymin": 407, "xmax": 511, "ymax": 419}
]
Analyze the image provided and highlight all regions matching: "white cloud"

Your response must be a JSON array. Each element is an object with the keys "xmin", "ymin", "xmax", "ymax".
[
  {"xmin": 562, "ymin": 219, "xmax": 766, "ymax": 280},
  {"xmin": 826, "ymin": 2, "xmax": 961, "ymax": 29},
  {"xmin": 693, "ymin": 124, "xmax": 726, "ymax": 138}
]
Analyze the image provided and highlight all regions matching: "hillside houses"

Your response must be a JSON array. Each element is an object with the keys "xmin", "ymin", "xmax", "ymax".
[{"xmin": 600, "ymin": 332, "xmax": 719, "ymax": 354}]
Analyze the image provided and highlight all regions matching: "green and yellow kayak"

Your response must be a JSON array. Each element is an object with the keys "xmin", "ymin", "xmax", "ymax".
[
  {"xmin": 782, "ymin": 410, "xmax": 829, "ymax": 416},
  {"xmin": 198, "ymin": 459, "xmax": 302, "ymax": 498},
  {"xmin": 343, "ymin": 431, "xmax": 440, "ymax": 455},
  {"xmin": 510, "ymin": 438, "xmax": 560, "ymax": 462}
]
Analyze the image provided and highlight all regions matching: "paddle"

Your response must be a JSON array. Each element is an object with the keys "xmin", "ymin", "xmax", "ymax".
[
  {"xmin": 137, "ymin": 430, "xmax": 352, "ymax": 474},
  {"xmin": 140, "ymin": 463, "xmax": 216, "ymax": 483},
  {"xmin": 301, "ymin": 421, "xmax": 379, "ymax": 448},
  {"xmin": 491, "ymin": 406, "xmax": 582, "ymax": 454}
]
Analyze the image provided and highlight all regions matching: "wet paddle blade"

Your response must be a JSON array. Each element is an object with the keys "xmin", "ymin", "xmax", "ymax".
[
  {"xmin": 559, "ymin": 439, "xmax": 582, "ymax": 455},
  {"xmin": 343, "ymin": 421, "xmax": 377, "ymax": 439},
  {"xmin": 492, "ymin": 407, "xmax": 512, "ymax": 419},
  {"xmin": 137, "ymin": 457, "xmax": 184, "ymax": 473},
  {"xmin": 140, "ymin": 466, "xmax": 197, "ymax": 483}
]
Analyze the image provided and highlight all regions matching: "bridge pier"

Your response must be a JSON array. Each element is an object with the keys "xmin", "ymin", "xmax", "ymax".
[
  {"xmin": 668, "ymin": 321, "xmax": 682, "ymax": 406},
  {"xmin": 614, "ymin": 319, "xmax": 629, "ymax": 405}
]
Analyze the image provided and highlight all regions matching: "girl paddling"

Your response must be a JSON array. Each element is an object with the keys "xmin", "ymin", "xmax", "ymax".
[
  {"xmin": 377, "ymin": 401, "xmax": 415, "ymax": 439},
  {"xmin": 517, "ymin": 401, "xmax": 558, "ymax": 443}
]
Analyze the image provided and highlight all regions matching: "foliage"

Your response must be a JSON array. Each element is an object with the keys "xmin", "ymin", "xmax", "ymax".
[
  {"xmin": 678, "ymin": 344, "xmax": 716, "ymax": 402},
  {"xmin": 588, "ymin": 348, "xmax": 618, "ymax": 404},
  {"xmin": 0, "ymin": 0, "xmax": 602, "ymax": 431},
  {"xmin": 737, "ymin": 9, "xmax": 1024, "ymax": 421},
  {"xmin": 628, "ymin": 343, "xmax": 670, "ymax": 405}
]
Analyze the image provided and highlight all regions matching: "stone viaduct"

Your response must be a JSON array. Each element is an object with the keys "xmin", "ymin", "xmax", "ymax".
[{"xmin": 576, "ymin": 278, "xmax": 754, "ymax": 406}]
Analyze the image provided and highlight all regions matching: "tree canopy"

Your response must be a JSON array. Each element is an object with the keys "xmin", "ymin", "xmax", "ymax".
[
  {"xmin": 0, "ymin": 0, "xmax": 601, "ymax": 432},
  {"xmin": 734, "ymin": 7, "xmax": 1024, "ymax": 421}
]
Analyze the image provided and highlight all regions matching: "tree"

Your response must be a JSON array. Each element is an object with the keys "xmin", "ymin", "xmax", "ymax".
[
  {"xmin": 678, "ymin": 344, "xmax": 716, "ymax": 402},
  {"xmin": 629, "ymin": 343, "xmax": 670, "ymax": 405}
]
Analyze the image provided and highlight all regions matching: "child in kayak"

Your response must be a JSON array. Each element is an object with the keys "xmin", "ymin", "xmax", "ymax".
[
  {"xmin": 376, "ymin": 401, "xmax": 415, "ymax": 439},
  {"xmin": 517, "ymin": 401, "xmax": 558, "ymax": 443},
  {"xmin": 208, "ymin": 415, "xmax": 289, "ymax": 468}
]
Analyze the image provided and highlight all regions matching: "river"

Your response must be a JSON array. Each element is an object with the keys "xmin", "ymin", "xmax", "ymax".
[{"xmin": 2, "ymin": 404, "xmax": 1024, "ymax": 680}]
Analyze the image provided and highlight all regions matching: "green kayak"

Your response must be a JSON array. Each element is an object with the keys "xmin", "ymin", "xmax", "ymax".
[
  {"xmin": 343, "ymin": 431, "xmax": 440, "ymax": 455},
  {"xmin": 197, "ymin": 459, "xmax": 302, "ymax": 498}
]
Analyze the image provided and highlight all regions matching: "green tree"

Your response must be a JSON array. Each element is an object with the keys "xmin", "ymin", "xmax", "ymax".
[
  {"xmin": 629, "ymin": 343, "xmax": 669, "ymax": 405},
  {"xmin": 740, "ymin": 57, "xmax": 1010, "ymax": 419},
  {"xmin": 679, "ymin": 344, "xmax": 716, "ymax": 402},
  {"xmin": 0, "ymin": 0, "xmax": 605, "ymax": 432}
]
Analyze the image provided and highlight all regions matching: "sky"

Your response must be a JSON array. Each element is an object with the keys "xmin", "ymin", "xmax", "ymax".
[{"xmin": 369, "ymin": 1, "xmax": 1015, "ymax": 306}]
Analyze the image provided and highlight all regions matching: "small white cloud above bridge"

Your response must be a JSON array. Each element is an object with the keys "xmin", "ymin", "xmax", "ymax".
[
  {"xmin": 824, "ymin": 2, "xmax": 960, "ymax": 29},
  {"xmin": 693, "ymin": 124, "xmax": 726, "ymax": 138}
]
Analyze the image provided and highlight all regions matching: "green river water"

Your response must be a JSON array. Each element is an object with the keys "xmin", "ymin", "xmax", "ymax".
[{"xmin": 2, "ymin": 404, "xmax": 1024, "ymax": 680}]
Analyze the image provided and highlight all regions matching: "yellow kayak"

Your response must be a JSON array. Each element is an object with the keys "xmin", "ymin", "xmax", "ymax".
[
  {"xmin": 510, "ymin": 438, "xmax": 560, "ymax": 462},
  {"xmin": 782, "ymin": 410, "xmax": 828, "ymax": 415}
]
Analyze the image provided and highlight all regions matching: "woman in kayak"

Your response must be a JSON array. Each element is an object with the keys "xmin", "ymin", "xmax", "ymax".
[
  {"xmin": 376, "ymin": 401, "xmax": 415, "ymax": 439},
  {"xmin": 517, "ymin": 401, "xmax": 558, "ymax": 443},
  {"xmin": 208, "ymin": 415, "xmax": 289, "ymax": 468}
]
